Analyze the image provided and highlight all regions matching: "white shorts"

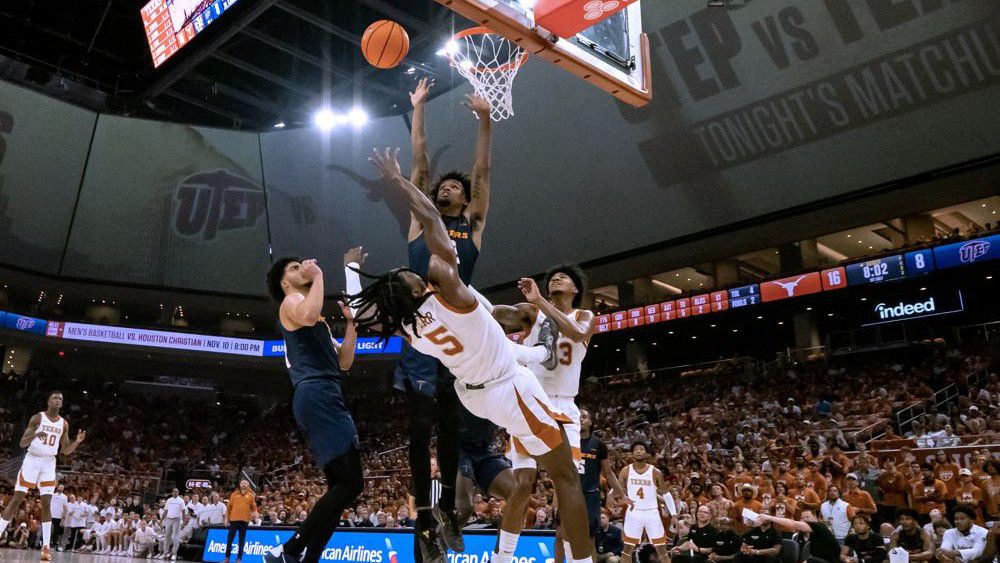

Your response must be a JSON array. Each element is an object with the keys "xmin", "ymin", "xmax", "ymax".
[
  {"xmin": 507, "ymin": 396, "xmax": 582, "ymax": 472},
  {"xmin": 456, "ymin": 366, "xmax": 570, "ymax": 462},
  {"xmin": 16, "ymin": 453, "xmax": 57, "ymax": 495},
  {"xmin": 623, "ymin": 508, "xmax": 666, "ymax": 546}
]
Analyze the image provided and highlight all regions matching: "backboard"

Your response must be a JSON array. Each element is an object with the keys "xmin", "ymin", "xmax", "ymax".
[{"xmin": 435, "ymin": 0, "xmax": 651, "ymax": 106}]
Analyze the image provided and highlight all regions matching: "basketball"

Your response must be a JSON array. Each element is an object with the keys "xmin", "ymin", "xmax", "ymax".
[{"xmin": 361, "ymin": 20, "xmax": 409, "ymax": 69}]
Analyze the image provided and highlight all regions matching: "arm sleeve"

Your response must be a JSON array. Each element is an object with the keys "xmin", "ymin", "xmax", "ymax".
[
  {"xmin": 345, "ymin": 264, "xmax": 362, "ymax": 317},
  {"xmin": 940, "ymin": 529, "xmax": 956, "ymax": 551},
  {"xmin": 662, "ymin": 491, "xmax": 677, "ymax": 515},
  {"xmin": 958, "ymin": 532, "xmax": 987, "ymax": 561}
]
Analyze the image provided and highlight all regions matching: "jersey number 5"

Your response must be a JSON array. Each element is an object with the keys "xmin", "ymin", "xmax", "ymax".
[{"xmin": 425, "ymin": 327, "xmax": 464, "ymax": 356}]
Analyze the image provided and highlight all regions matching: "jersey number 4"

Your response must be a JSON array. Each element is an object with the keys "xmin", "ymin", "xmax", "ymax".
[
  {"xmin": 635, "ymin": 487, "xmax": 644, "ymax": 500},
  {"xmin": 425, "ymin": 327, "xmax": 464, "ymax": 356}
]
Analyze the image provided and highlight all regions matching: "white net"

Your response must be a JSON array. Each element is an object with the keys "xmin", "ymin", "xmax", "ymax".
[{"xmin": 447, "ymin": 29, "xmax": 528, "ymax": 121}]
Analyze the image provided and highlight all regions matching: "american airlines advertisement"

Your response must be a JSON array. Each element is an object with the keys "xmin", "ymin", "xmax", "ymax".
[{"xmin": 201, "ymin": 527, "xmax": 555, "ymax": 563}]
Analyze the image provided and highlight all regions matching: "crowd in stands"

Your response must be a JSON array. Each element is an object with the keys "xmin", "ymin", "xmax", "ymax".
[{"xmin": 1, "ymin": 343, "xmax": 999, "ymax": 561}]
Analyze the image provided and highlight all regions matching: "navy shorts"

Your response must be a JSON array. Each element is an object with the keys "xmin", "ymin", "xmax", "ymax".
[
  {"xmin": 292, "ymin": 379, "xmax": 359, "ymax": 468},
  {"xmin": 458, "ymin": 405, "xmax": 509, "ymax": 492},
  {"xmin": 394, "ymin": 341, "xmax": 446, "ymax": 397}
]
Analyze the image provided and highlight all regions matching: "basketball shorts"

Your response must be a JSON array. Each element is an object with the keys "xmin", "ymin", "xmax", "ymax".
[
  {"xmin": 455, "ymin": 366, "xmax": 569, "ymax": 462},
  {"xmin": 506, "ymin": 396, "xmax": 581, "ymax": 472},
  {"xmin": 394, "ymin": 341, "xmax": 447, "ymax": 397},
  {"xmin": 292, "ymin": 379, "xmax": 359, "ymax": 468},
  {"xmin": 458, "ymin": 404, "xmax": 510, "ymax": 492},
  {"xmin": 623, "ymin": 507, "xmax": 666, "ymax": 546},
  {"xmin": 16, "ymin": 452, "xmax": 57, "ymax": 495}
]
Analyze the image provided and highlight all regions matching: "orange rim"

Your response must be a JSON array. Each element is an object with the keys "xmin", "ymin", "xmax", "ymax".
[{"xmin": 448, "ymin": 26, "xmax": 530, "ymax": 73}]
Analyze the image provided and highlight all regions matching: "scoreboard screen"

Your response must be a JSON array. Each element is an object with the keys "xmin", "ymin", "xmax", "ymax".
[
  {"xmin": 142, "ymin": 0, "xmax": 241, "ymax": 67},
  {"xmin": 845, "ymin": 255, "xmax": 906, "ymax": 286},
  {"xmin": 904, "ymin": 249, "xmax": 935, "ymax": 275},
  {"xmin": 932, "ymin": 234, "xmax": 999, "ymax": 269},
  {"xmin": 728, "ymin": 284, "xmax": 760, "ymax": 308}
]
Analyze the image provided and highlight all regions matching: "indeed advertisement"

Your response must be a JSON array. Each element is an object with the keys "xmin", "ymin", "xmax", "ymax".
[
  {"xmin": 201, "ymin": 527, "xmax": 555, "ymax": 563},
  {"xmin": 859, "ymin": 288, "xmax": 964, "ymax": 326}
]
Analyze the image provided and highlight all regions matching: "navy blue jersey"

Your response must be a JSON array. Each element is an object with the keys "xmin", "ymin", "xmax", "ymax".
[
  {"xmin": 281, "ymin": 320, "xmax": 343, "ymax": 386},
  {"xmin": 408, "ymin": 214, "xmax": 478, "ymax": 284},
  {"xmin": 580, "ymin": 432, "xmax": 608, "ymax": 493}
]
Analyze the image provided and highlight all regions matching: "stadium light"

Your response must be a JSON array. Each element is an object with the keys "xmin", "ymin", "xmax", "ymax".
[
  {"xmin": 347, "ymin": 107, "xmax": 369, "ymax": 128},
  {"xmin": 314, "ymin": 108, "xmax": 337, "ymax": 130},
  {"xmin": 273, "ymin": 122, "xmax": 286, "ymax": 129}
]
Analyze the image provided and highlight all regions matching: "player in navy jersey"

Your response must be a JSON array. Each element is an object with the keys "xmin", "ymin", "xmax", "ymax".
[
  {"xmin": 384, "ymin": 78, "xmax": 494, "ymax": 561},
  {"xmin": 262, "ymin": 252, "xmax": 363, "ymax": 563}
]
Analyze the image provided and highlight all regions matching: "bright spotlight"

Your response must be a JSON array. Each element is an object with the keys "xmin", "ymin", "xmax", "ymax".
[
  {"xmin": 347, "ymin": 108, "xmax": 369, "ymax": 127},
  {"xmin": 445, "ymin": 39, "xmax": 460, "ymax": 55},
  {"xmin": 273, "ymin": 121, "xmax": 286, "ymax": 129},
  {"xmin": 314, "ymin": 108, "xmax": 337, "ymax": 130}
]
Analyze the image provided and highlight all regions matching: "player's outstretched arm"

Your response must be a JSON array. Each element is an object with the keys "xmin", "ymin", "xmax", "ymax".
[
  {"xmin": 408, "ymin": 78, "xmax": 433, "ymax": 241},
  {"xmin": 602, "ymin": 457, "xmax": 630, "ymax": 507},
  {"xmin": 336, "ymin": 300, "xmax": 357, "ymax": 372},
  {"xmin": 492, "ymin": 303, "xmax": 535, "ymax": 333},
  {"xmin": 370, "ymin": 147, "xmax": 477, "ymax": 309},
  {"xmin": 464, "ymin": 94, "xmax": 492, "ymax": 244},
  {"xmin": 518, "ymin": 277, "xmax": 593, "ymax": 342},
  {"xmin": 19, "ymin": 413, "xmax": 42, "ymax": 448}
]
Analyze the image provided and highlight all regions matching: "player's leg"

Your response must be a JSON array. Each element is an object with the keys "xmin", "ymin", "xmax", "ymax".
[
  {"xmin": 644, "ymin": 511, "xmax": 669, "ymax": 560},
  {"xmin": 271, "ymin": 447, "xmax": 363, "ymax": 563},
  {"xmin": 621, "ymin": 509, "xmax": 640, "ymax": 561},
  {"xmin": 534, "ymin": 429, "xmax": 592, "ymax": 563},
  {"xmin": 39, "ymin": 493, "xmax": 52, "ymax": 553},
  {"xmin": 0, "ymin": 459, "xmax": 37, "ymax": 538},
  {"xmin": 431, "ymin": 369, "xmax": 463, "ymax": 551}
]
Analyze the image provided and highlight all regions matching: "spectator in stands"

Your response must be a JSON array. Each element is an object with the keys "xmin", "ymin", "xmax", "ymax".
[
  {"xmin": 821, "ymin": 486, "xmax": 852, "ymax": 544},
  {"xmin": 595, "ymin": 512, "xmax": 623, "ymax": 563},
  {"xmin": 841, "ymin": 514, "xmax": 886, "ymax": 563},
  {"xmin": 954, "ymin": 468, "xmax": 985, "ymax": 522},
  {"xmin": 396, "ymin": 506, "xmax": 414, "ymax": 528},
  {"xmin": 842, "ymin": 475, "xmax": 876, "ymax": 519},
  {"xmin": 732, "ymin": 484, "xmax": 762, "ymax": 534},
  {"xmin": 673, "ymin": 505, "xmax": 717, "ymax": 563},
  {"xmin": 737, "ymin": 515, "xmax": 782, "ymax": 563},
  {"xmin": 936, "ymin": 506, "xmax": 988, "ymax": 563},
  {"xmin": 913, "ymin": 464, "xmax": 948, "ymax": 517},
  {"xmin": 890, "ymin": 508, "xmax": 934, "ymax": 562},
  {"xmin": 922, "ymin": 509, "xmax": 948, "ymax": 548},
  {"xmin": 876, "ymin": 461, "xmax": 906, "ymax": 527},
  {"xmin": 709, "ymin": 516, "xmax": 741, "ymax": 563}
]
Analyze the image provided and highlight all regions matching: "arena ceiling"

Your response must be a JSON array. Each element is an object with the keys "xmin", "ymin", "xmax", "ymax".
[{"xmin": 0, "ymin": 0, "xmax": 462, "ymax": 129}]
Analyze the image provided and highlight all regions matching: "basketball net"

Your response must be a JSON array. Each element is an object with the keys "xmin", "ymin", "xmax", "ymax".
[{"xmin": 447, "ymin": 28, "xmax": 528, "ymax": 121}]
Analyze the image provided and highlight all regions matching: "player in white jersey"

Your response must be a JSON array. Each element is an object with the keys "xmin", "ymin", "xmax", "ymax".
[
  {"xmin": 617, "ymin": 442, "xmax": 675, "ymax": 562},
  {"xmin": 350, "ymin": 147, "xmax": 594, "ymax": 563},
  {"xmin": 0, "ymin": 390, "xmax": 86, "ymax": 561}
]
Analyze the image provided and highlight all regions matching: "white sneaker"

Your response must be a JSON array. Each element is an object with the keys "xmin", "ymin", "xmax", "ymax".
[{"xmin": 171, "ymin": 556, "xmax": 178, "ymax": 561}]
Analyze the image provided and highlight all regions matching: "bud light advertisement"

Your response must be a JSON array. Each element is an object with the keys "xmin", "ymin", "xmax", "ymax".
[
  {"xmin": 262, "ymin": 337, "xmax": 403, "ymax": 357},
  {"xmin": 932, "ymin": 234, "xmax": 999, "ymax": 270},
  {"xmin": 201, "ymin": 527, "xmax": 555, "ymax": 563}
]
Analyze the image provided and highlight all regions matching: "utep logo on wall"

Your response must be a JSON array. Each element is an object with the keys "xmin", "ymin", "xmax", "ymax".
[
  {"xmin": 15, "ymin": 316, "xmax": 35, "ymax": 331},
  {"xmin": 173, "ymin": 170, "xmax": 265, "ymax": 241},
  {"xmin": 959, "ymin": 240, "xmax": 990, "ymax": 264}
]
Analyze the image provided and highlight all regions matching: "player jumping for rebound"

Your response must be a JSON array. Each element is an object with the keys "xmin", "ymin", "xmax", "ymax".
[
  {"xmin": 492, "ymin": 264, "xmax": 628, "ymax": 563},
  {"xmin": 0, "ymin": 391, "xmax": 86, "ymax": 561},
  {"xmin": 351, "ymin": 147, "xmax": 594, "ymax": 563},
  {"xmin": 620, "ymin": 442, "xmax": 676, "ymax": 562}
]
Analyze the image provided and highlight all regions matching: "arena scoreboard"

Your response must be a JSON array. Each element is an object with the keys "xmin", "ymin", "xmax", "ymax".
[
  {"xmin": 141, "ymin": 0, "xmax": 241, "ymax": 67},
  {"xmin": 845, "ymin": 255, "xmax": 905, "ymax": 285}
]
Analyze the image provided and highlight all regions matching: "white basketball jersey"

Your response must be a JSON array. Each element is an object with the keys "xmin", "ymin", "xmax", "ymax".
[
  {"xmin": 523, "ymin": 309, "xmax": 588, "ymax": 398},
  {"xmin": 627, "ymin": 464, "xmax": 658, "ymax": 510},
  {"xmin": 405, "ymin": 293, "xmax": 518, "ymax": 387},
  {"xmin": 28, "ymin": 412, "xmax": 65, "ymax": 457}
]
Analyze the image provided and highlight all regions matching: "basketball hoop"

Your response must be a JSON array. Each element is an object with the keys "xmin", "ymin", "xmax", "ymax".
[{"xmin": 445, "ymin": 27, "xmax": 529, "ymax": 121}]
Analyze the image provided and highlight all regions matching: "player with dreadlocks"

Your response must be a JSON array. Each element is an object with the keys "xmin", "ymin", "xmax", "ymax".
[{"xmin": 350, "ymin": 147, "xmax": 595, "ymax": 563}]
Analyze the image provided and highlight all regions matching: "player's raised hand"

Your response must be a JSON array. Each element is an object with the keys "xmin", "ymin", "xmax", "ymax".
[
  {"xmin": 300, "ymin": 259, "xmax": 323, "ymax": 280},
  {"xmin": 369, "ymin": 147, "xmax": 402, "ymax": 180},
  {"xmin": 344, "ymin": 246, "xmax": 368, "ymax": 267},
  {"xmin": 75, "ymin": 430, "xmax": 87, "ymax": 444},
  {"xmin": 463, "ymin": 93, "xmax": 491, "ymax": 117},
  {"xmin": 337, "ymin": 300, "xmax": 354, "ymax": 324},
  {"xmin": 409, "ymin": 77, "xmax": 433, "ymax": 107},
  {"xmin": 35, "ymin": 430, "xmax": 47, "ymax": 441},
  {"xmin": 518, "ymin": 277, "xmax": 543, "ymax": 304}
]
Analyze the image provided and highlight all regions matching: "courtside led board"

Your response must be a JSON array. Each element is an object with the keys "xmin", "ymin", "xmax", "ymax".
[{"xmin": 435, "ymin": 0, "xmax": 650, "ymax": 106}]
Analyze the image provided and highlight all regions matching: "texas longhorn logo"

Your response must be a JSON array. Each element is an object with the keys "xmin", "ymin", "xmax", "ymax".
[
  {"xmin": 583, "ymin": 0, "xmax": 619, "ymax": 20},
  {"xmin": 173, "ymin": 170, "xmax": 265, "ymax": 242}
]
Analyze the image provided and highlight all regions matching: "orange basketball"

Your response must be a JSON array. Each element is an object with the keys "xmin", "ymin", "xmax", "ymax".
[{"xmin": 361, "ymin": 20, "xmax": 409, "ymax": 69}]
